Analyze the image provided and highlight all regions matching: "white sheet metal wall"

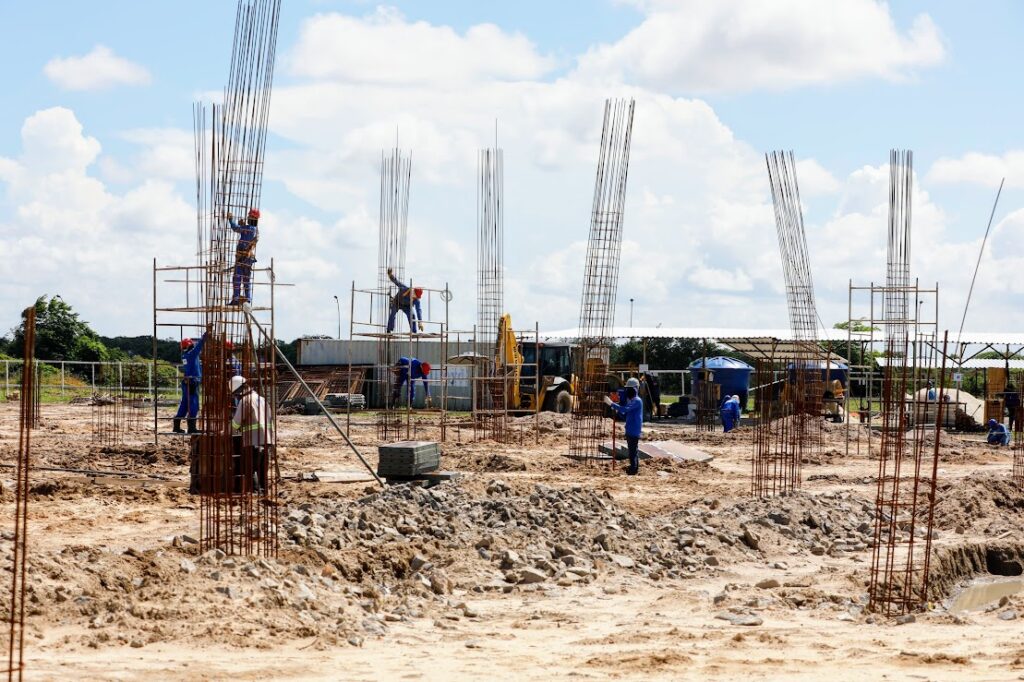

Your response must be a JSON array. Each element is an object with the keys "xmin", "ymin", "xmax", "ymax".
[
  {"xmin": 297, "ymin": 339, "xmax": 473, "ymax": 410},
  {"xmin": 298, "ymin": 339, "xmax": 477, "ymax": 366}
]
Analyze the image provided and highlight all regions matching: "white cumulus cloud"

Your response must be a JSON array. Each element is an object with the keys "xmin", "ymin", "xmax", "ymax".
[
  {"xmin": 575, "ymin": 0, "xmax": 945, "ymax": 93},
  {"xmin": 44, "ymin": 45, "xmax": 152, "ymax": 91},
  {"xmin": 0, "ymin": 108, "xmax": 189, "ymax": 334},
  {"xmin": 287, "ymin": 8, "xmax": 555, "ymax": 85},
  {"xmin": 926, "ymin": 151, "xmax": 1024, "ymax": 188}
]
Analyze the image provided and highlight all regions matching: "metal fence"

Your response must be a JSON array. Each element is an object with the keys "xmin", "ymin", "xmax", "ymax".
[{"xmin": 0, "ymin": 359, "xmax": 179, "ymax": 402}]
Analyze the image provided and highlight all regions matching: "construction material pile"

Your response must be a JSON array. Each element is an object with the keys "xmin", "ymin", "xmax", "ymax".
[{"xmin": 9, "ymin": 470, "xmax": 1022, "ymax": 652}]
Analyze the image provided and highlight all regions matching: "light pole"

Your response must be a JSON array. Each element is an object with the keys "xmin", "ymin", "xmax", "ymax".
[
  {"xmin": 333, "ymin": 295, "xmax": 341, "ymax": 340},
  {"xmin": 630, "ymin": 298, "xmax": 634, "ymax": 327}
]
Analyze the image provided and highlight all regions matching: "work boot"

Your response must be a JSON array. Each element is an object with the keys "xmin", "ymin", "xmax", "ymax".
[
  {"xmin": 172, "ymin": 419, "xmax": 185, "ymax": 434},
  {"xmin": 187, "ymin": 419, "xmax": 200, "ymax": 435}
]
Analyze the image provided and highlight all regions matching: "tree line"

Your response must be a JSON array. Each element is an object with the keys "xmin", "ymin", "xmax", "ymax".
[{"xmin": 2, "ymin": 296, "xmax": 300, "ymax": 366}]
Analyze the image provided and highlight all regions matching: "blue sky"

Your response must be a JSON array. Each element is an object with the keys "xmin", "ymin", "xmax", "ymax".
[{"xmin": 1, "ymin": 0, "xmax": 1023, "ymax": 340}]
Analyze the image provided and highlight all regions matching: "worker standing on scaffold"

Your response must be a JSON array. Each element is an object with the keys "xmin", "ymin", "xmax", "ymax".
[
  {"xmin": 173, "ymin": 327, "xmax": 209, "ymax": 434},
  {"xmin": 227, "ymin": 208, "xmax": 260, "ymax": 306},
  {"xmin": 386, "ymin": 267, "xmax": 424, "ymax": 333}
]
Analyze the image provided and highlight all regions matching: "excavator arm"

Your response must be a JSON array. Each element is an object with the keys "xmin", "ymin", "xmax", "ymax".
[{"xmin": 497, "ymin": 314, "xmax": 523, "ymax": 408}]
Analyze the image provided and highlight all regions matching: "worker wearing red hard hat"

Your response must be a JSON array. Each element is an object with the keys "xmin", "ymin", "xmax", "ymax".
[
  {"xmin": 226, "ymin": 208, "xmax": 260, "ymax": 306},
  {"xmin": 390, "ymin": 357, "xmax": 432, "ymax": 408},
  {"xmin": 385, "ymin": 267, "xmax": 424, "ymax": 333},
  {"xmin": 173, "ymin": 327, "xmax": 210, "ymax": 434}
]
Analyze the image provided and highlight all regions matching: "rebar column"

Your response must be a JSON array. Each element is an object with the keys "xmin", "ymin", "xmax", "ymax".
[
  {"xmin": 868, "ymin": 150, "xmax": 945, "ymax": 615},
  {"xmin": 375, "ymin": 148, "xmax": 412, "ymax": 441},
  {"xmin": 475, "ymin": 147, "xmax": 510, "ymax": 441},
  {"xmin": 193, "ymin": 0, "xmax": 282, "ymax": 557},
  {"xmin": 755, "ymin": 151, "xmax": 824, "ymax": 497},
  {"xmin": 569, "ymin": 98, "xmax": 635, "ymax": 463},
  {"xmin": 7, "ymin": 306, "xmax": 35, "ymax": 681}
]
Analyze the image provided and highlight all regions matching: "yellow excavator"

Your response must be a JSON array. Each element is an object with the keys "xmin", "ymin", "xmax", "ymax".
[{"xmin": 497, "ymin": 314, "xmax": 577, "ymax": 413}]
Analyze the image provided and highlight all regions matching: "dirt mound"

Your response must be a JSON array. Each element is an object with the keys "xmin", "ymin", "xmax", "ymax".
[{"xmin": 932, "ymin": 475, "xmax": 1024, "ymax": 533}]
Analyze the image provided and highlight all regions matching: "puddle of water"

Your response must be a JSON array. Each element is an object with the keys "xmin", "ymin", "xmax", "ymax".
[{"xmin": 948, "ymin": 578, "xmax": 1024, "ymax": 613}]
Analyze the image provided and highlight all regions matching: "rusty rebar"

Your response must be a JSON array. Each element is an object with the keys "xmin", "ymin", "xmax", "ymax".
[
  {"xmin": 7, "ymin": 306, "xmax": 35, "ymax": 681},
  {"xmin": 569, "ymin": 98, "xmax": 635, "ymax": 463},
  {"xmin": 753, "ymin": 151, "xmax": 824, "ymax": 497},
  {"xmin": 868, "ymin": 150, "xmax": 946, "ymax": 615}
]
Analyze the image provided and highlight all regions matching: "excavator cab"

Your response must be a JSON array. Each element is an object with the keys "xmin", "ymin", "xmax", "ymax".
[
  {"xmin": 495, "ymin": 314, "xmax": 577, "ymax": 413},
  {"xmin": 519, "ymin": 342, "xmax": 576, "ymax": 413}
]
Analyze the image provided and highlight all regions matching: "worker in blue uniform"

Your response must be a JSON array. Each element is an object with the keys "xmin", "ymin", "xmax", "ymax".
[
  {"xmin": 391, "ymin": 357, "xmax": 432, "ymax": 407},
  {"xmin": 720, "ymin": 394, "xmax": 741, "ymax": 432},
  {"xmin": 987, "ymin": 418, "xmax": 1011, "ymax": 446},
  {"xmin": 604, "ymin": 384, "xmax": 643, "ymax": 475},
  {"xmin": 228, "ymin": 208, "xmax": 260, "ymax": 305},
  {"xmin": 173, "ymin": 330, "xmax": 209, "ymax": 434},
  {"xmin": 386, "ymin": 267, "xmax": 424, "ymax": 333}
]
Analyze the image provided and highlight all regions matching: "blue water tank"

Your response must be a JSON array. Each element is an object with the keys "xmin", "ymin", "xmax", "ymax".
[
  {"xmin": 688, "ymin": 356, "xmax": 754, "ymax": 410},
  {"xmin": 786, "ymin": 360, "xmax": 850, "ymax": 386}
]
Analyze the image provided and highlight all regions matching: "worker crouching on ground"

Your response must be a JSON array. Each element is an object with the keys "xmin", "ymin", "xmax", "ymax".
[
  {"xmin": 825, "ymin": 378, "xmax": 845, "ymax": 423},
  {"xmin": 173, "ymin": 328, "xmax": 209, "ymax": 434},
  {"xmin": 391, "ymin": 357, "xmax": 432, "ymax": 408},
  {"xmin": 720, "ymin": 395, "xmax": 741, "ymax": 432},
  {"xmin": 987, "ymin": 418, "xmax": 1011, "ymax": 446},
  {"xmin": 604, "ymin": 378, "xmax": 643, "ymax": 476},
  {"xmin": 386, "ymin": 267, "xmax": 424, "ymax": 333},
  {"xmin": 231, "ymin": 376, "xmax": 274, "ymax": 494},
  {"xmin": 227, "ymin": 208, "xmax": 259, "ymax": 306}
]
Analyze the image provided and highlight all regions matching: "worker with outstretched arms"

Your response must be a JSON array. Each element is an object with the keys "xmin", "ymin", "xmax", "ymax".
[
  {"xmin": 173, "ymin": 327, "xmax": 210, "ymax": 434},
  {"xmin": 604, "ymin": 378, "xmax": 643, "ymax": 476},
  {"xmin": 391, "ymin": 357, "xmax": 432, "ymax": 407},
  {"xmin": 386, "ymin": 267, "xmax": 424, "ymax": 333},
  {"xmin": 227, "ymin": 208, "xmax": 260, "ymax": 306}
]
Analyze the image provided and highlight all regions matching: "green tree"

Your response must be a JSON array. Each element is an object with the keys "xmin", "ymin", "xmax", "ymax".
[
  {"xmin": 833, "ymin": 320, "xmax": 879, "ymax": 333},
  {"xmin": 10, "ymin": 296, "xmax": 99, "ymax": 360},
  {"xmin": 73, "ymin": 335, "xmax": 111, "ymax": 363},
  {"xmin": 611, "ymin": 337, "xmax": 737, "ymax": 368},
  {"xmin": 100, "ymin": 335, "xmax": 181, "ymax": 363}
]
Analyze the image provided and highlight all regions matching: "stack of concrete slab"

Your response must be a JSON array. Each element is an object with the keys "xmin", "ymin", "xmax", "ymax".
[
  {"xmin": 377, "ymin": 441, "xmax": 441, "ymax": 478},
  {"xmin": 598, "ymin": 439, "xmax": 714, "ymax": 464}
]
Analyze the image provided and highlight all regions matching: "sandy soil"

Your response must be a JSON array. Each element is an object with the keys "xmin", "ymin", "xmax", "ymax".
[{"xmin": 2, "ymin": 404, "xmax": 1023, "ymax": 681}]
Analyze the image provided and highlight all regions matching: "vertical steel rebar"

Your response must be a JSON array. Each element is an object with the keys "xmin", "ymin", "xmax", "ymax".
[
  {"xmin": 755, "ymin": 151, "xmax": 823, "ymax": 497},
  {"xmin": 7, "ymin": 306, "xmax": 35, "ymax": 681},
  {"xmin": 569, "ymin": 98, "xmax": 636, "ymax": 463}
]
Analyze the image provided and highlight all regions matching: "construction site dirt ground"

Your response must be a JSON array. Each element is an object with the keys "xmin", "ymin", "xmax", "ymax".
[{"xmin": 2, "ymin": 404, "xmax": 1024, "ymax": 681}]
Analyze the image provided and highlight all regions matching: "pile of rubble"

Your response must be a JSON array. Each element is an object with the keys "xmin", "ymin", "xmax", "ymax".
[{"xmin": 19, "ymin": 473, "xmax": 1005, "ymax": 650}]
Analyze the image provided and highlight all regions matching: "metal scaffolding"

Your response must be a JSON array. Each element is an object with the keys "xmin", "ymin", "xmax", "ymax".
[
  {"xmin": 348, "ymin": 282, "xmax": 452, "ymax": 443},
  {"xmin": 569, "ymin": 98, "xmax": 635, "ymax": 463}
]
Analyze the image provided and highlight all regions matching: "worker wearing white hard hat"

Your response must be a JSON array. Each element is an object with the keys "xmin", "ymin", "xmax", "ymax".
[{"xmin": 230, "ymin": 375, "xmax": 275, "ymax": 494}]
